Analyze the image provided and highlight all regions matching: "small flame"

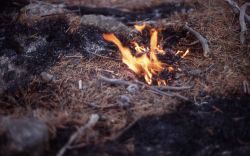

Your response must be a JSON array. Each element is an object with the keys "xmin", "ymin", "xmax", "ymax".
[
  {"xmin": 134, "ymin": 23, "xmax": 146, "ymax": 33},
  {"xmin": 131, "ymin": 41, "xmax": 146, "ymax": 53},
  {"xmin": 103, "ymin": 25, "xmax": 189, "ymax": 85},
  {"xmin": 176, "ymin": 49, "xmax": 190, "ymax": 58},
  {"xmin": 103, "ymin": 30, "xmax": 166, "ymax": 85}
]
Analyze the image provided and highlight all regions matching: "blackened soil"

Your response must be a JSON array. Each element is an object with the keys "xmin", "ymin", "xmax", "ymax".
[{"xmin": 54, "ymin": 95, "xmax": 250, "ymax": 156}]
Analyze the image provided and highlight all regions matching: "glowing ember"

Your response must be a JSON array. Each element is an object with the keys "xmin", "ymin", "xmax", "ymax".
[{"xmin": 103, "ymin": 24, "xmax": 189, "ymax": 85}]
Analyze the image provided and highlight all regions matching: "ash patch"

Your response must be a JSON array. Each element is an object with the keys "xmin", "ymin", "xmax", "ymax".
[{"xmin": 0, "ymin": 17, "xmax": 110, "ymax": 94}]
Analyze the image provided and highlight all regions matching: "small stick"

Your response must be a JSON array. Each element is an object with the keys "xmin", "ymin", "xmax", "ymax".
[
  {"xmin": 240, "ymin": 3, "xmax": 250, "ymax": 44},
  {"xmin": 99, "ymin": 75, "xmax": 189, "ymax": 101},
  {"xmin": 100, "ymin": 75, "xmax": 191, "ymax": 91},
  {"xmin": 243, "ymin": 80, "xmax": 249, "ymax": 94},
  {"xmin": 79, "ymin": 80, "xmax": 83, "ymax": 90},
  {"xmin": 184, "ymin": 24, "xmax": 211, "ymax": 57},
  {"xmin": 225, "ymin": 0, "xmax": 250, "ymax": 23},
  {"xmin": 99, "ymin": 75, "xmax": 134, "ymax": 86},
  {"xmin": 56, "ymin": 114, "xmax": 99, "ymax": 156},
  {"xmin": 157, "ymin": 85, "xmax": 192, "ymax": 91},
  {"xmin": 150, "ymin": 87, "xmax": 189, "ymax": 101},
  {"xmin": 113, "ymin": 117, "xmax": 141, "ymax": 141},
  {"xmin": 183, "ymin": 40, "xmax": 200, "ymax": 46}
]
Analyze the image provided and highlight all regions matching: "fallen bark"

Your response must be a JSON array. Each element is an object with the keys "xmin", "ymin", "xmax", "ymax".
[{"xmin": 184, "ymin": 24, "xmax": 211, "ymax": 57}]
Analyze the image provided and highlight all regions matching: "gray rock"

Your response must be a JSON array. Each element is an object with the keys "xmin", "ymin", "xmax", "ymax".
[
  {"xmin": 0, "ymin": 117, "xmax": 49, "ymax": 156},
  {"xmin": 40, "ymin": 72, "xmax": 54, "ymax": 82}
]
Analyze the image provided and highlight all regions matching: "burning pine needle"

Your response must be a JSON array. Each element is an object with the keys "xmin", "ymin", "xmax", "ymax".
[{"xmin": 103, "ymin": 23, "xmax": 189, "ymax": 85}]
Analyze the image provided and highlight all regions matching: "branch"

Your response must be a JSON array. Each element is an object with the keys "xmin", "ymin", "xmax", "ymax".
[
  {"xmin": 157, "ymin": 85, "xmax": 192, "ymax": 91},
  {"xmin": 225, "ymin": 0, "xmax": 250, "ymax": 23},
  {"xmin": 56, "ymin": 114, "xmax": 99, "ymax": 156},
  {"xmin": 184, "ymin": 24, "xmax": 211, "ymax": 57},
  {"xmin": 240, "ymin": 3, "xmax": 250, "ymax": 44},
  {"xmin": 99, "ymin": 75, "xmax": 189, "ymax": 101},
  {"xmin": 99, "ymin": 75, "xmax": 133, "ymax": 86},
  {"xmin": 150, "ymin": 87, "xmax": 189, "ymax": 101}
]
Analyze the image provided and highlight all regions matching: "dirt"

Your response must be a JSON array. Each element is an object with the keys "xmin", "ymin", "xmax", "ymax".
[{"xmin": 0, "ymin": 0, "xmax": 250, "ymax": 156}]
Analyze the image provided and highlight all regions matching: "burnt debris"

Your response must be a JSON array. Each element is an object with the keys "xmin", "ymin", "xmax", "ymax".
[{"xmin": 0, "ymin": 1, "xmax": 190, "ymax": 94}]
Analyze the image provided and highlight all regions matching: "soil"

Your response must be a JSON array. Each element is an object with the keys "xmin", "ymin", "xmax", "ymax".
[{"xmin": 0, "ymin": 0, "xmax": 250, "ymax": 156}]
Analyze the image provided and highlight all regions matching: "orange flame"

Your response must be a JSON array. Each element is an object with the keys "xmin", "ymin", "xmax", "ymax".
[
  {"xmin": 175, "ymin": 49, "xmax": 190, "ymax": 58},
  {"xmin": 131, "ymin": 41, "xmax": 146, "ymax": 53},
  {"xmin": 134, "ymin": 23, "xmax": 146, "ymax": 33},
  {"xmin": 103, "ymin": 25, "xmax": 188, "ymax": 85},
  {"xmin": 103, "ymin": 29, "xmax": 167, "ymax": 85}
]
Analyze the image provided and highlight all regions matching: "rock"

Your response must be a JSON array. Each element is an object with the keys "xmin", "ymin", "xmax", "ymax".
[
  {"xmin": 40, "ymin": 72, "xmax": 54, "ymax": 82},
  {"xmin": 0, "ymin": 117, "xmax": 49, "ymax": 156}
]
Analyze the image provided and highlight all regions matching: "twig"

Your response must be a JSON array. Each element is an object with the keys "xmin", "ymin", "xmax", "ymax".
[
  {"xmin": 184, "ymin": 24, "xmax": 211, "ymax": 57},
  {"xmin": 185, "ymin": 63, "xmax": 215, "ymax": 77},
  {"xmin": 113, "ymin": 117, "xmax": 140, "ymax": 141},
  {"xmin": 243, "ymin": 80, "xmax": 249, "ymax": 94},
  {"xmin": 99, "ymin": 75, "xmax": 133, "ymax": 86},
  {"xmin": 182, "ymin": 40, "xmax": 200, "ymax": 46},
  {"xmin": 157, "ymin": 85, "xmax": 192, "ymax": 91},
  {"xmin": 225, "ymin": 0, "xmax": 250, "ymax": 23},
  {"xmin": 99, "ymin": 75, "xmax": 189, "ymax": 101},
  {"xmin": 150, "ymin": 87, "xmax": 189, "ymax": 101},
  {"xmin": 56, "ymin": 114, "xmax": 99, "ymax": 156},
  {"xmin": 240, "ymin": 3, "xmax": 250, "ymax": 44},
  {"xmin": 65, "ymin": 53, "xmax": 120, "ymax": 61}
]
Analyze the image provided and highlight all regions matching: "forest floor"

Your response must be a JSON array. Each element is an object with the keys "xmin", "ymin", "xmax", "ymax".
[{"xmin": 0, "ymin": 0, "xmax": 250, "ymax": 156}]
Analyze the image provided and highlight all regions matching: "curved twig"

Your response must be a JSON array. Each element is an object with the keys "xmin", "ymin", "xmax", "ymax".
[{"xmin": 184, "ymin": 24, "xmax": 211, "ymax": 57}]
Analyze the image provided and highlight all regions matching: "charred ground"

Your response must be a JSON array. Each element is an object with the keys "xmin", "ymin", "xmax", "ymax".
[{"xmin": 0, "ymin": 0, "xmax": 250, "ymax": 156}]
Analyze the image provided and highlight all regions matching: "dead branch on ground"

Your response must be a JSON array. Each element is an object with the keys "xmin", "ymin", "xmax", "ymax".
[
  {"xmin": 157, "ymin": 85, "xmax": 192, "ymax": 91},
  {"xmin": 225, "ymin": 0, "xmax": 250, "ymax": 23},
  {"xmin": 240, "ymin": 3, "xmax": 250, "ymax": 44},
  {"xmin": 99, "ymin": 75, "xmax": 134, "ymax": 86},
  {"xmin": 184, "ymin": 24, "xmax": 211, "ymax": 57},
  {"xmin": 150, "ymin": 87, "xmax": 189, "ymax": 101},
  {"xmin": 99, "ymin": 75, "xmax": 189, "ymax": 101},
  {"xmin": 57, "ymin": 114, "xmax": 100, "ymax": 156}
]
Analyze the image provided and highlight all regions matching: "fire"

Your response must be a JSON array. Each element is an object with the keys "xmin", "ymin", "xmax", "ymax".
[
  {"xmin": 134, "ymin": 23, "xmax": 146, "ymax": 33},
  {"xmin": 103, "ymin": 24, "xmax": 189, "ymax": 85}
]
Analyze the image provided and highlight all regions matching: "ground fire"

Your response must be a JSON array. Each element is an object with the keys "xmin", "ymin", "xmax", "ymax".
[
  {"xmin": 1, "ymin": 0, "xmax": 250, "ymax": 156},
  {"xmin": 103, "ymin": 23, "xmax": 189, "ymax": 85}
]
